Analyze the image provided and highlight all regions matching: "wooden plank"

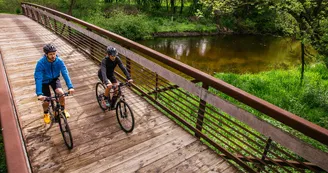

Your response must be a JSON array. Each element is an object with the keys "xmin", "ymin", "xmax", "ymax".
[
  {"xmin": 135, "ymin": 140, "xmax": 208, "ymax": 172},
  {"xmin": 71, "ymin": 127, "xmax": 186, "ymax": 173},
  {"xmin": 165, "ymin": 149, "xmax": 225, "ymax": 173},
  {"xmin": 104, "ymin": 132, "xmax": 197, "ymax": 173},
  {"xmin": 41, "ymin": 121, "xmax": 176, "ymax": 172}
]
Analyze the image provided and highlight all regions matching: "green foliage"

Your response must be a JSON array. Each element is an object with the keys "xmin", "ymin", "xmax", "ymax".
[
  {"xmin": 0, "ymin": 134, "xmax": 6, "ymax": 173},
  {"xmin": 324, "ymin": 56, "xmax": 328, "ymax": 68},
  {"xmin": 86, "ymin": 11, "xmax": 154, "ymax": 40},
  {"xmin": 84, "ymin": 5, "xmax": 217, "ymax": 40},
  {"xmin": 0, "ymin": 0, "xmax": 21, "ymax": 13},
  {"xmin": 214, "ymin": 63, "xmax": 328, "ymax": 129},
  {"xmin": 15, "ymin": 7, "xmax": 21, "ymax": 14}
]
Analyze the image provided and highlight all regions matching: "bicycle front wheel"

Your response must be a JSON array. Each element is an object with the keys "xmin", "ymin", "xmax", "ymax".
[
  {"xmin": 116, "ymin": 100, "xmax": 134, "ymax": 133},
  {"xmin": 59, "ymin": 112, "xmax": 73, "ymax": 149},
  {"xmin": 96, "ymin": 82, "xmax": 107, "ymax": 111}
]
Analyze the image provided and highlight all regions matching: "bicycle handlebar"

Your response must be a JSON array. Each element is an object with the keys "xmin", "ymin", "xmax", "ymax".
[
  {"xmin": 38, "ymin": 92, "xmax": 71, "ymax": 101},
  {"xmin": 112, "ymin": 82, "xmax": 131, "ymax": 90}
]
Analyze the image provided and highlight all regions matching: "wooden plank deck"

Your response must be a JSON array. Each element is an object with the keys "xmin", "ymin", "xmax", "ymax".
[{"xmin": 0, "ymin": 14, "xmax": 239, "ymax": 173}]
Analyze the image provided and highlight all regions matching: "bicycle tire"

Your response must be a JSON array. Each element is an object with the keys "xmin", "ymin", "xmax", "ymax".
[
  {"xmin": 116, "ymin": 100, "xmax": 134, "ymax": 133},
  {"xmin": 96, "ymin": 82, "xmax": 107, "ymax": 111},
  {"xmin": 59, "ymin": 112, "xmax": 73, "ymax": 149}
]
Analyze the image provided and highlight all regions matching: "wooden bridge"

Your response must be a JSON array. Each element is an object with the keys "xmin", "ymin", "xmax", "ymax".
[
  {"xmin": 0, "ymin": 3, "xmax": 327, "ymax": 173},
  {"xmin": 0, "ymin": 14, "xmax": 236, "ymax": 173}
]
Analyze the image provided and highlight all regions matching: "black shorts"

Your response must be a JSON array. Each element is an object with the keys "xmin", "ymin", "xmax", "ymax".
[
  {"xmin": 98, "ymin": 69, "xmax": 117, "ymax": 84},
  {"xmin": 42, "ymin": 78, "xmax": 62, "ymax": 97}
]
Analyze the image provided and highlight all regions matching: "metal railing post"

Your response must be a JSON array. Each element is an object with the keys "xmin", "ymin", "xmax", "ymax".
[
  {"xmin": 155, "ymin": 73, "xmax": 159, "ymax": 100},
  {"xmin": 87, "ymin": 28, "xmax": 95, "ymax": 58},
  {"xmin": 68, "ymin": 20, "xmax": 72, "ymax": 39},
  {"xmin": 195, "ymin": 83, "xmax": 209, "ymax": 138},
  {"xmin": 262, "ymin": 138, "xmax": 272, "ymax": 161},
  {"xmin": 54, "ymin": 20, "xmax": 58, "ymax": 34},
  {"xmin": 21, "ymin": 5, "xmax": 26, "ymax": 15}
]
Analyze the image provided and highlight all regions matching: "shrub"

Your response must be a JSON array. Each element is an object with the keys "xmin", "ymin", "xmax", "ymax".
[{"xmin": 86, "ymin": 12, "xmax": 154, "ymax": 40}]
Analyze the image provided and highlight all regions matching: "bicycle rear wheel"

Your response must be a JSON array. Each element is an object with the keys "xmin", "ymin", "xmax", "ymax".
[
  {"xmin": 59, "ymin": 112, "xmax": 73, "ymax": 149},
  {"xmin": 116, "ymin": 100, "xmax": 134, "ymax": 132},
  {"xmin": 96, "ymin": 82, "xmax": 107, "ymax": 111}
]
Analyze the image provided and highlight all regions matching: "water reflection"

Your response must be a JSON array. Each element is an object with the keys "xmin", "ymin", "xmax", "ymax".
[{"xmin": 139, "ymin": 35, "xmax": 304, "ymax": 74}]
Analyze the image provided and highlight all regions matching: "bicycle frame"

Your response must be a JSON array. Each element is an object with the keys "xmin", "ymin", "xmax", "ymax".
[
  {"xmin": 110, "ymin": 82, "xmax": 129, "ymax": 107},
  {"xmin": 46, "ymin": 93, "xmax": 69, "ymax": 116}
]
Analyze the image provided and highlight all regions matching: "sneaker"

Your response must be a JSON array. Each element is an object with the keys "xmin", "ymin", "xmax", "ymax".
[
  {"xmin": 63, "ymin": 110, "xmax": 70, "ymax": 118},
  {"xmin": 105, "ymin": 99, "xmax": 110, "ymax": 108},
  {"xmin": 44, "ymin": 113, "xmax": 51, "ymax": 124}
]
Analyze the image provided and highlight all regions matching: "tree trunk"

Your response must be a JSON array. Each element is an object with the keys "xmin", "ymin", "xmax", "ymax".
[
  {"xmin": 301, "ymin": 41, "xmax": 305, "ymax": 82},
  {"xmin": 166, "ymin": 0, "xmax": 169, "ymax": 11},
  {"xmin": 171, "ymin": 0, "xmax": 175, "ymax": 14},
  {"xmin": 180, "ymin": 0, "xmax": 184, "ymax": 14},
  {"xmin": 190, "ymin": 0, "xmax": 198, "ymax": 14},
  {"xmin": 68, "ymin": 0, "xmax": 75, "ymax": 16}
]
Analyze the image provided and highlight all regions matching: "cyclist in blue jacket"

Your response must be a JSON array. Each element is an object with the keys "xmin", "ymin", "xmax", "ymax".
[{"xmin": 34, "ymin": 44, "xmax": 75, "ymax": 124}]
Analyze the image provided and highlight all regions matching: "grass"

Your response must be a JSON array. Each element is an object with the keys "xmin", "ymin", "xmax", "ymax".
[
  {"xmin": 0, "ymin": 133, "xmax": 7, "ymax": 173},
  {"xmin": 214, "ymin": 63, "xmax": 328, "ymax": 129}
]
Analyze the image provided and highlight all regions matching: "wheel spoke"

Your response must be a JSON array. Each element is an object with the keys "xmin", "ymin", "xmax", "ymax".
[
  {"xmin": 96, "ymin": 82, "xmax": 107, "ymax": 110},
  {"xmin": 116, "ymin": 100, "xmax": 134, "ymax": 132}
]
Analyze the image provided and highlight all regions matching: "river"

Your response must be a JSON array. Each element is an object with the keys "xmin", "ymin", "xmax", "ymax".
[{"xmin": 138, "ymin": 35, "xmax": 304, "ymax": 74}]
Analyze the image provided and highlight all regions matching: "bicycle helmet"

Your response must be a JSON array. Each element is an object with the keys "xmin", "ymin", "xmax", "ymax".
[
  {"xmin": 107, "ymin": 46, "xmax": 118, "ymax": 56},
  {"xmin": 43, "ymin": 43, "xmax": 57, "ymax": 54}
]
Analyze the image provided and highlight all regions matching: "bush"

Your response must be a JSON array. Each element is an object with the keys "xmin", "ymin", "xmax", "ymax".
[
  {"xmin": 324, "ymin": 56, "xmax": 328, "ymax": 68},
  {"xmin": 86, "ymin": 12, "xmax": 154, "ymax": 40}
]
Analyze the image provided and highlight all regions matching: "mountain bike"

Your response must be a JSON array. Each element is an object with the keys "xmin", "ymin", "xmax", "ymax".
[
  {"xmin": 95, "ymin": 81, "xmax": 135, "ymax": 132},
  {"xmin": 41, "ymin": 92, "xmax": 73, "ymax": 149}
]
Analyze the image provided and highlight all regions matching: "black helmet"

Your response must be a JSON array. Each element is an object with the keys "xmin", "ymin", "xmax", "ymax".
[
  {"xmin": 43, "ymin": 43, "xmax": 57, "ymax": 54},
  {"xmin": 107, "ymin": 46, "xmax": 118, "ymax": 56}
]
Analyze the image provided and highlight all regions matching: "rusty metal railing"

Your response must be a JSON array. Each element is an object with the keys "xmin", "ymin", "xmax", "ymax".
[{"xmin": 21, "ymin": 3, "xmax": 328, "ymax": 172}]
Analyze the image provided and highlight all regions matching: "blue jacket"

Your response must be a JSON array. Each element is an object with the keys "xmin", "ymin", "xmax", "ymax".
[{"xmin": 34, "ymin": 55, "xmax": 73, "ymax": 96}]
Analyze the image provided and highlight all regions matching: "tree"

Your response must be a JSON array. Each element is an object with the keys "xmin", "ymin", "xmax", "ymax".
[
  {"xmin": 68, "ymin": 0, "xmax": 76, "ymax": 15},
  {"xmin": 180, "ymin": 0, "xmax": 184, "ymax": 14},
  {"xmin": 171, "ymin": 0, "xmax": 176, "ymax": 14}
]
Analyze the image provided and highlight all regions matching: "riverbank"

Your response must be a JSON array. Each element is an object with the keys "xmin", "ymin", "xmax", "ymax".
[{"xmin": 214, "ymin": 63, "xmax": 328, "ymax": 129}]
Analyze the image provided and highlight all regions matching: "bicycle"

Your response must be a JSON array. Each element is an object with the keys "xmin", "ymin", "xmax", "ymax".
[
  {"xmin": 40, "ymin": 92, "xmax": 74, "ymax": 149},
  {"xmin": 95, "ymin": 81, "xmax": 135, "ymax": 133}
]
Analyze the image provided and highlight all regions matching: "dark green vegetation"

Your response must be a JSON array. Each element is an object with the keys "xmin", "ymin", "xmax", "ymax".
[{"xmin": 0, "ymin": 133, "xmax": 6, "ymax": 173}]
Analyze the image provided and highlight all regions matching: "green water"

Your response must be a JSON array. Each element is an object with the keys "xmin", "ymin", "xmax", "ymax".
[{"xmin": 139, "ymin": 35, "xmax": 306, "ymax": 74}]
